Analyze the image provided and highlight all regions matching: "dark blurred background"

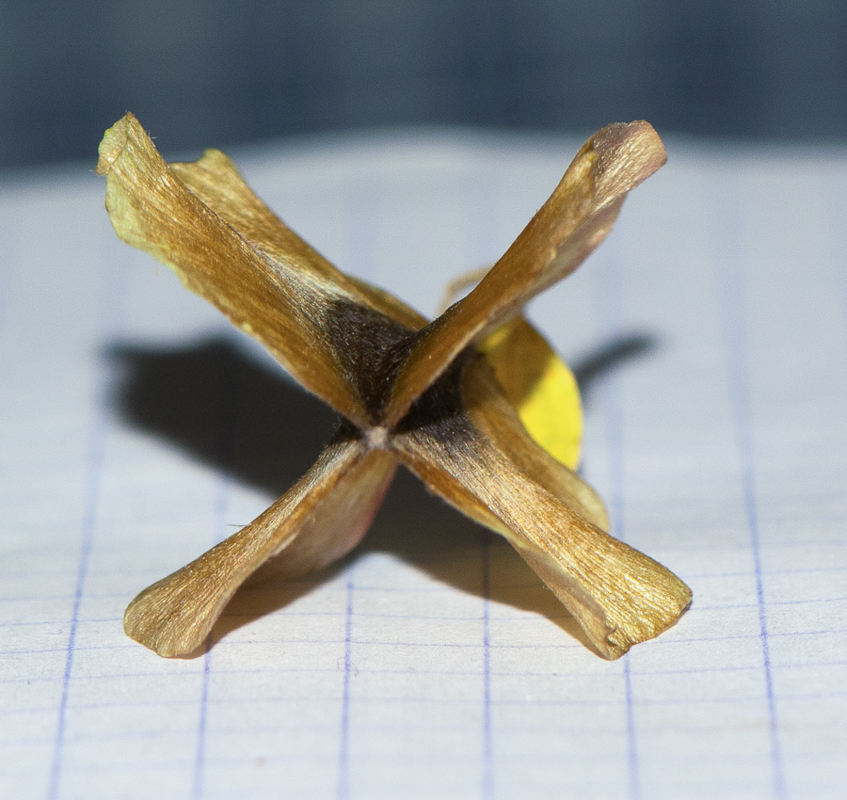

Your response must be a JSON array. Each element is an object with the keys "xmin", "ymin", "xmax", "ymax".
[{"xmin": 2, "ymin": 0, "xmax": 845, "ymax": 169}]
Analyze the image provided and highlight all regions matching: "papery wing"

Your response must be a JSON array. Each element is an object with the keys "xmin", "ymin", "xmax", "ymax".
[
  {"xmin": 97, "ymin": 113, "xmax": 420, "ymax": 427},
  {"xmin": 384, "ymin": 122, "xmax": 665, "ymax": 426},
  {"xmin": 170, "ymin": 151, "xmax": 430, "ymax": 332},
  {"xmin": 392, "ymin": 356, "xmax": 689, "ymax": 659},
  {"xmin": 124, "ymin": 430, "xmax": 396, "ymax": 657}
]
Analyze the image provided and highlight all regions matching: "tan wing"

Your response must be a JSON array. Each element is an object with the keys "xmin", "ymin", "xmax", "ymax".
[
  {"xmin": 124, "ymin": 432, "xmax": 396, "ymax": 657},
  {"xmin": 97, "ymin": 114, "xmax": 421, "ymax": 427},
  {"xmin": 170, "ymin": 151, "xmax": 431, "ymax": 332},
  {"xmin": 392, "ymin": 356, "xmax": 690, "ymax": 659},
  {"xmin": 383, "ymin": 121, "xmax": 666, "ymax": 426},
  {"xmin": 463, "ymin": 356, "xmax": 608, "ymax": 530}
]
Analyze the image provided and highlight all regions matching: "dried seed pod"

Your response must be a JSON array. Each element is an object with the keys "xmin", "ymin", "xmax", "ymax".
[{"xmin": 98, "ymin": 113, "xmax": 690, "ymax": 659}]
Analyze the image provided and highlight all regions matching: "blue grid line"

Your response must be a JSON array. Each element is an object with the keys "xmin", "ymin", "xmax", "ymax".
[
  {"xmin": 1, "ymin": 647, "xmax": 70, "ymax": 656},
  {"xmin": 59, "ymin": 699, "xmax": 207, "ymax": 713},
  {"xmin": 633, "ymin": 658, "xmax": 847, "ymax": 676},
  {"xmin": 71, "ymin": 547, "xmax": 847, "ymax": 587},
  {"xmin": 622, "ymin": 658, "xmax": 642, "ymax": 800},
  {"xmin": 716, "ymin": 166, "xmax": 787, "ymax": 800},
  {"xmin": 47, "ymin": 679, "xmax": 830, "ymax": 709},
  {"xmin": 10, "ymin": 693, "xmax": 800, "ymax": 723},
  {"xmin": 191, "ymin": 642, "xmax": 212, "ymax": 800},
  {"xmin": 46, "ymin": 389, "xmax": 108, "ymax": 800},
  {"xmin": 73, "ymin": 549, "xmax": 847, "ymax": 584},
  {"xmin": 191, "ymin": 695, "xmax": 623, "ymax": 709},
  {"xmin": 768, "ymin": 628, "xmax": 847, "ymax": 638},
  {"xmin": 761, "ymin": 565, "xmax": 847, "ymax": 575},
  {"xmin": 36, "ymin": 682, "xmax": 843, "ymax": 716},
  {"xmin": 32, "ymin": 650, "xmax": 842, "ymax": 686},
  {"xmin": 45, "ymin": 233, "xmax": 130, "ymax": 800},
  {"xmin": 767, "ymin": 596, "xmax": 847, "ymax": 607},
  {"xmin": 191, "ymin": 323, "xmax": 244, "ymax": 800},
  {"xmin": 32, "ymin": 627, "xmax": 847, "ymax": 657},
  {"xmin": 595, "ymin": 233, "xmax": 643, "ymax": 800},
  {"xmin": 178, "ymin": 752, "xmax": 633, "ymax": 771},
  {"xmin": 336, "ymin": 569, "xmax": 354, "ymax": 800},
  {"xmin": 330, "ymin": 172, "xmax": 395, "ymax": 800},
  {"xmin": 20, "ymin": 557, "xmax": 847, "ymax": 605},
  {"xmin": 654, "ymin": 628, "xmax": 845, "ymax": 644},
  {"xmin": 463, "ymin": 160, "xmax": 499, "ymax": 800},
  {"xmin": 481, "ymin": 529, "xmax": 494, "ymax": 800}
]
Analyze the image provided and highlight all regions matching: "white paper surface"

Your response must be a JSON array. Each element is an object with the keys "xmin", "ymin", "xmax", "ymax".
[{"xmin": 1, "ymin": 130, "xmax": 846, "ymax": 800}]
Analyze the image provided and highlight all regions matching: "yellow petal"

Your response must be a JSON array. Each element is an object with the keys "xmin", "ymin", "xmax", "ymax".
[{"xmin": 479, "ymin": 316, "xmax": 583, "ymax": 471}]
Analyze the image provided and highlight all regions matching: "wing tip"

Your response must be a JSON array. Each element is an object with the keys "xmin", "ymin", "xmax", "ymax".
[
  {"xmin": 591, "ymin": 120, "xmax": 668, "ymax": 198},
  {"xmin": 96, "ymin": 112, "xmax": 141, "ymax": 176}
]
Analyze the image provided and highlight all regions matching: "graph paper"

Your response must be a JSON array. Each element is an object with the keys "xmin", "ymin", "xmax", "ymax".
[{"xmin": 1, "ymin": 129, "xmax": 846, "ymax": 800}]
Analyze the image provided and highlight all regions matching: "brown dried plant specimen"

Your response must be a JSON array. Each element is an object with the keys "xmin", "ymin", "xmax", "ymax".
[{"xmin": 97, "ymin": 113, "xmax": 690, "ymax": 660}]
